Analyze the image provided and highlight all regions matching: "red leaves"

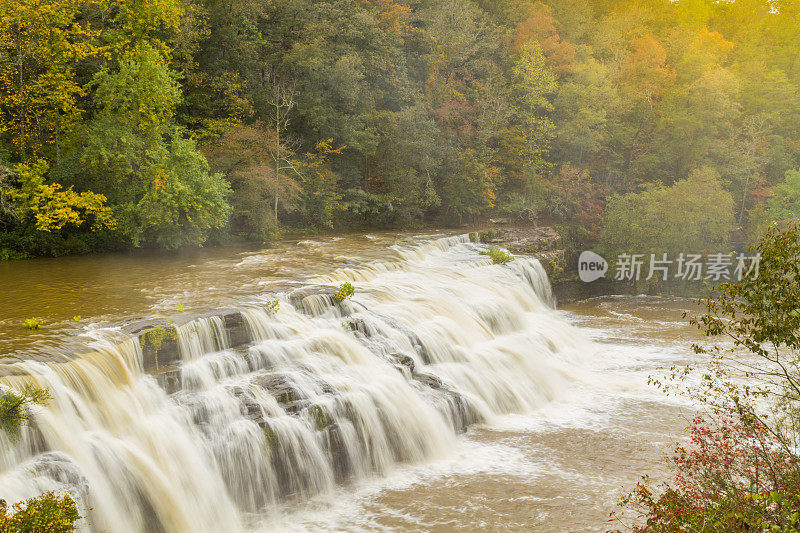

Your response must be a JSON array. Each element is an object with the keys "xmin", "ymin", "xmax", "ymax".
[
  {"xmin": 615, "ymin": 410, "xmax": 800, "ymax": 532},
  {"xmin": 431, "ymin": 99, "xmax": 476, "ymax": 139}
]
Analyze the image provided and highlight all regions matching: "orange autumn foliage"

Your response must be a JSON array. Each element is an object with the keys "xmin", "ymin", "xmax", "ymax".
[{"xmin": 511, "ymin": 2, "xmax": 575, "ymax": 73}]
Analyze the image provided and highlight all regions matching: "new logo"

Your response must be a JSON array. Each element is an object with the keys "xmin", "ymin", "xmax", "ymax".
[{"xmin": 578, "ymin": 251, "xmax": 608, "ymax": 282}]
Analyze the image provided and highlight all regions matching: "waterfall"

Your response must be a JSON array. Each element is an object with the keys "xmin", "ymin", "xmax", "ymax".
[{"xmin": 0, "ymin": 234, "xmax": 592, "ymax": 532}]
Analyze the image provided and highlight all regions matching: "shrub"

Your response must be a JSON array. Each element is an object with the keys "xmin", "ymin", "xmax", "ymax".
[
  {"xmin": 616, "ymin": 414, "xmax": 800, "ymax": 532},
  {"xmin": 146, "ymin": 326, "xmax": 168, "ymax": 350},
  {"xmin": 480, "ymin": 247, "xmax": 514, "ymax": 264},
  {"xmin": 0, "ymin": 492, "xmax": 81, "ymax": 533},
  {"xmin": 7, "ymin": 159, "xmax": 116, "ymax": 233},
  {"xmin": 614, "ymin": 222, "xmax": 800, "ymax": 531},
  {"xmin": 23, "ymin": 318, "xmax": 43, "ymax": 330},
  {"xmin": 334, "ymin": 282, "xmax": 355, "ymax": 302},
  {"xmin": 0, "ymin": 387, "xmax": 81, "ymax": 532},
  {"xmin": 0, "ymin": 248, "xmax": 28, "ymax": 260}
]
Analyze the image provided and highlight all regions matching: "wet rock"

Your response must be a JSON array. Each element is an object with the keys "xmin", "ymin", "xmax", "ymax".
[
  {"xmin": 228, "ymin": 385, "xmax": 264, "ymax": 422},
  {"xmin": 0, "ymin": 364, "xmax": 42, "ymax": 378},
  {"xmin": 154, "ymin": 368, "xmax": 182, "ymax": 394},
  {"xmin": 474, "ymin": 225, "xmax": 604, "ymax": 308},
  {"xmin": 127, "ymin": 320, "xmax": 180, "ymax": 371},
  {"xmin": 27, "ymin": 452, "xmax": 90, "ymax": 499},
  {"xmin": 250, "ymin": 372, "xmax": 330, "ymax": 415},
  {"xmin": 534, "ymin": 250, "xmax": 566, "ymax": 277},
  {"xmin": 305, "ymin": 404, "xmax": 332, "ymax": 431},
  {"xmin": 0, "ymin": 351, "xmax": 81, "ymax": 374},
  {"xmin": 377, "ymin": 409, "xmax": 408, "ymax": 462},
  {"xmin": 240, "ymin": 345, "xmax": 273, "ymax": 373},
  {"xmin": 409, "ymin": 368, "xmax": 481, "ymax": 433},
  {"xmin": 282, "ymin": 399, "xmax": 311, "ymax": 415},
  {"xmin": 266, "ymin": 424, "xmax": 327, "ymax": 499},
  {"xmin": 173, "ymin": 394, "xmax": 213, "ymax": 427},
  {"xmin": 368, "ymin": 311, "xmax": 432, "ymax": 364},
  {"xmin": 387, "ymin": 353, "xmax": 415, "ymax": 375},
  {"xmin": 321, "ymin": 423, "xmax": 351, "ymax": 483},
  {"xmin": 288, "ymin": 285, "xmax": 340, "ymax": 316},
  {"xmin": 477, "ymin": 225, "xmax": 562, "ymax": 254},
  {"xmin": 342, "ymin": 316, "xmax": 370, "ymax": 336},
  {"xmin": 439, "ymin": 388, "xmax": 481, "ymax": 433},
  {"xmin": 121, "ymin": 310, "xmax": 253, "ymax": 374},
  {"xmin": 133, "ymin": 486, "xmax": 167, "ymax": 533},
  {"xmin": 219, "ymin": 310, "xmax": 250, "ymax": 347},
  {"xmin": 413, "ymin": 370, "xmax": 443, "ymax": 390},
  {"xmin": 252, "ymin": 373, "xmax": 307, "ymax": 405},
  {"xmin": 550, "ymin": 277, "xmax": 621, "ymax": 305}
]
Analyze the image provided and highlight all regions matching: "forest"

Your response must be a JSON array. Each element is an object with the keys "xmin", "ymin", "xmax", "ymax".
[{"xmin": 1, "ymin": 0, "xmax": 798, "ymax": 258}]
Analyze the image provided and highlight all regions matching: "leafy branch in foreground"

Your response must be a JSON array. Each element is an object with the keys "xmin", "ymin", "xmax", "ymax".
[
  {"xmin": 0, "ymin": 384, "xmax": 50, "ymax": 438},
  {"xmin": 0, "ymin": 492, "xmax": 81, "ymax": 533},
  {"xmin": 614, "ymin": 222, "xmax": 800, "ymax": 532}
]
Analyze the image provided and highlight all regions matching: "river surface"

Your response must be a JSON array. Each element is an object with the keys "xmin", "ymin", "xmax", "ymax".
[{"xmin": 0, "ymin": 232, "xmax": 703, "ymax": 532}]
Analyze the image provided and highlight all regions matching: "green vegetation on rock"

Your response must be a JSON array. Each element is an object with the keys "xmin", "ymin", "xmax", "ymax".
[
  {"xmin": 146, "ymin": 326, "xmax": 170, "ymax": 351},
  {"xmin": 265, "ymin": 299, "xmax": 280, "ymax": 315},
  {"xmin": 23, "ymin": 318, "xmax": 43, "ymax": 330},
  {"xmin": 481, "ymin": 247, "xmax": 514, "ymax": 265},
  {"xmin": 0, "ymin": 492, "xmax": 81, "ymax": 533},
  {"xmin": 335, "ymin": 283, "xmax": 355, "ymax": 303}
]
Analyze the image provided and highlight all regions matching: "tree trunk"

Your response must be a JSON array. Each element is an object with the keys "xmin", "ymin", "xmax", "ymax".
[
  {"xmin": 54, "ymin": 109, "xmax": 61, "ymax": 165},
  {"xmin": 275, "ymin": 106, "xmax": 280, "ymax": 223},
  {"xmin": 738, "ymin": 174, "xmax": 751, "ymax": 226}
]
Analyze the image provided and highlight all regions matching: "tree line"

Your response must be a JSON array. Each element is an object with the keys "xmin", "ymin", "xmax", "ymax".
[{"xmin": 1, "ymin": 0, "xmax": 798, "ymax": 257}]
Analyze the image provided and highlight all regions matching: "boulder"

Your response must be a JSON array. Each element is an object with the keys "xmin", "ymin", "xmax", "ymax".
[
  {"xmin": 288, "ymin": 285, "xmax": 340, "ymax": 316},
  {"xmin": 127, "ymin": 320, "xmax": 180, "ymax": 371},
  {"xmin": 476, "ymin": 226, "xmax": 562, "ymax": 254}
]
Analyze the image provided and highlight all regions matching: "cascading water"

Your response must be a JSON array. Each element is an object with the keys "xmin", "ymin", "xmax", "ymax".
[{"xmin": 0, "ymin": 234, "xmax": 593, "ymax": 532}]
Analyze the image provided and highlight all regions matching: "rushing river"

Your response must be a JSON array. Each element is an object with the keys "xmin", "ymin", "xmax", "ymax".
[{"xmin": 0, "ymin": 232, "xmax": 702, "ymax": 531}]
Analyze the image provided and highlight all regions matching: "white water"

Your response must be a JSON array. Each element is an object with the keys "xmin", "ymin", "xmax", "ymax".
[{"xmin": 0, "ymin": 234, "xmax": 597, "ymax": 532}]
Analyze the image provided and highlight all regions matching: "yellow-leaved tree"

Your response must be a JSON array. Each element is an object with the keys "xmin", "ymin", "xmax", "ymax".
[
  {"xmin": 6, "ymin": 159, "xmax": 116, "ymax": 232},
  {"xmin": 0, "ymin": 0, "xmax": 100, "ymax": 162}
]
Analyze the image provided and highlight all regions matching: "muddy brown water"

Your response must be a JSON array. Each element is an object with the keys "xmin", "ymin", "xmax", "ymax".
[
  {"xmin": 0, "ymin": 232, "xmax": 705, "ymax": 532},
  {"xmin": 0, "ymin": 231, "xmax": 445, "ymax": 357}
]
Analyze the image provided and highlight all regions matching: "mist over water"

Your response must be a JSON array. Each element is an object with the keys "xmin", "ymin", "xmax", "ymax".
[{"xmin": 0, "ymin": 234, "xmax": 695, "ymax": 531}]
